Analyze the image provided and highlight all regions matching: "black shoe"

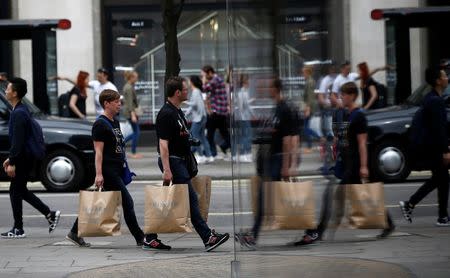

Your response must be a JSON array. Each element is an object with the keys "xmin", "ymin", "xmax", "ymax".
[
  {"xmin": 46, "ymin": 210, "xmax": 61, "ymax": 233},
  {"xmin": 399, "ymin": 201, "xmax": 413, "ymax": 223},
  {"xmin": 66, "ymin": 232, "xmax": 91, "ymax": 247},
  {"xmin": 294, "ymin": 232, "xmax": 319, "ymax": 246},
  {"xmin": 234, "ymin": 232, "xmax": 256, "ymax": 249},
  {"xmin": 436, "ymin": 216, "xmax": 450, "ymax": 227},
  {"xmin": 142, "ymin": 238, "xmax": 171, "ymax": 250},
  {"xmin": 1, "ymin": 228, "xmax": 26, "ymax": 238},
  {"xmin": 377, "ymin": 224, "xmax": 395, "ymax": 239},
  {"xmin": 205, "ymin": 230, "xmax": 230, "ymax": 252}
]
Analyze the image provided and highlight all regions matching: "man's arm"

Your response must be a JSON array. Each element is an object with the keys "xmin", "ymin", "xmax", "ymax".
[
  {"xmin": 357, "ymin": 133, "xmax": 369, "ymax": 179},
  {"xmin": 8, "ymin": 112, "xmax": 27, "ymax": 166},
  {"xmin": 159, "ymin": 139, "xmax": 172, "ymax": 185},
  {"xmin": 94, "ymin": 141, "xmax": 104, "ymax": 188}
]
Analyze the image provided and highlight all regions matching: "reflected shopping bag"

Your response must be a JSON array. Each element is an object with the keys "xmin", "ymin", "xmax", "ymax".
[
  {"xmin": 266, "ymin": 180, "xmax": 316, "ymax": 230},
  {"xmin": 144, "ymin": 184, "xmax": 192, "ymax": 234},
  {"xmin": 345, "ymin": 182, "xmax": 387, "ymax": 229},
  {"xmin": 78, "ymin": 189, "xmax": 122, "ymax": 237},
  {"xmin": 191, "ymin": 176, "xmax": 212, "ymax": 221}
]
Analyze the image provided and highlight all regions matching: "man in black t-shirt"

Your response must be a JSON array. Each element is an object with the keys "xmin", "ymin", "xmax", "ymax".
[{"xmin": 154, "ymin": 76, "xmax": 229, "ymax": 252}]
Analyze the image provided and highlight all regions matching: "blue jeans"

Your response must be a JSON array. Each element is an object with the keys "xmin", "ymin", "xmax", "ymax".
[
  {"xmin": 190, "ymin": 116, "xmax": 212, "ymax": 157},
  {"xmin": 304, "ymin": 117, "xmax": 321, "ymax": 148},
  {"xmin": 158, "ymin": 157, "xmax": 211, "ymax": 243},
  {"xmin": 124, "ymin": 119, "xmax": 140, "ymax": 154},
  {"xmin": 232, "ymin": 120, "xmax": 252, "ymax": 156}
]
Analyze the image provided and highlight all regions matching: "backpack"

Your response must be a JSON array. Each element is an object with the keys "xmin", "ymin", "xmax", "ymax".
[
  {"xmin": 58, "ymin": 91, "xmax": 71, "ymax": 117},
  {"xmin": 409, "ymin": 106, "xmax": 426, "ymax": 149},
  {"xmin": 27, "ymin": 117, "xmax": 46, "ymax": 160}
]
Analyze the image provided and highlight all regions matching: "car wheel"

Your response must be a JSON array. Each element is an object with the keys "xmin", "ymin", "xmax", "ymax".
[
  {"xmin": 371, "ymin": 139, "xmax": 411, "ymax": 183},
  {"xmin": 40, "ymin": 149, "xmax": 84, "ymax": 192}
]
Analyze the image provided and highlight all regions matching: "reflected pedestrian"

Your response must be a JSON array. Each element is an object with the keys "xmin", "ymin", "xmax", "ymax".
[
  {"xmin": 66, "ymin": 71, "xmax": 90, "ymax": 119},
  {"xmin": 302, "ymin": 65, "xmax": 321, "ymax": 153},
  {"xmin": 1, "ymin": 77, "xmax": 61, "ymax": 238},
  {"xmin": 122, "ymin": 70, "xmax": 143, "ymax": 159},
  {"xmin": 399, "ymin": 67, "xmax": 450, "ymax": 226}
]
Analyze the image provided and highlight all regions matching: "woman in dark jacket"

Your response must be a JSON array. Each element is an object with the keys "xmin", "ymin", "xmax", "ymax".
[{"xmin": 68, "ymin": 71, "xmax": 89, "ymax": 119}]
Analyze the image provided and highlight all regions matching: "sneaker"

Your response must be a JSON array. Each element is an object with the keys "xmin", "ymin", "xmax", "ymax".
[
  {"xmin": 294, "ymin": 232, "xmax": 319, "ymax": 246},
  {"xmin": 205, "ymin": 230, "xmax": 230, "ymax": 252},
  {"xmin": 436, "ymin": 217, "xmax": 450, "ymax": 227},
  {"xmin": 399, "ymin": 201, "xmax": 413, "ymax": 223},
  {"xmin": 206, "ymin": 156, "xmax": 215, "ymax": 163},
  {"xmin": 142, "ymin": 238, "xmax": 171, "ymax": 250},
  {"xmin": 195, "ymin": 154, "xmax": 206, "ymax": 164},
  {"xmin": 234, "ymin": 232, "xmax": 256, "ymax": 249},
  {"xmin": 244, "ymin": 154, "xmax": 253, "ymax": 163},
  {"xmin": 1, "ymin": 228, "xmax": 26, "ymax": 238},
  {"xmin": 223, "ymin": 153, "xmax": 232, "ymax": 162},
  {"xmin": 66, "ymin": 232, "xmax": 91, "ymax": 247},
  {"xmin": 215, "ymin": 153, "xmax": 224, "ymax": 160},
  {"xmin": 377, "ymin": 224, "xmax": 395, "ymax": 239},
  {"xmin": 46, "ymin": 210, "xmax": 61, "ymax": 233}
]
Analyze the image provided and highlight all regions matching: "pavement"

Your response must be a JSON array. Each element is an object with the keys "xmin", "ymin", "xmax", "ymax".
[{"xmin": 0, "ymin": 147, "xmax": 449, "ymax": 277}]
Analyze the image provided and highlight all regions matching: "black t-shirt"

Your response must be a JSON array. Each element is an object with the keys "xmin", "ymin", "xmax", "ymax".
[
  {"xmin": 92, "ymin": 115, "xmax": 124, "ymax": 166},
  {"xmin": 270, "ymin": 100, "xmax": 296, "ymax": 154},
  {"xmin": 69, "ymin": 86, "xmax": 87, "ymax": 118},
  {"xmin": 362, "ymin": 78, "xmax": 378, "ymax": 109},
  {"xmin": 334, "ymin": 108, "xmax": 367, "ymax": 177},
  {"xmin": 156, "ymin": 101, "xmax": 190, "ymax": 157}
]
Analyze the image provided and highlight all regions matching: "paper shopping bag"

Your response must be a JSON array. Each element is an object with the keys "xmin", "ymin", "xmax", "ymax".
[
  {"xmin": 345, "ymin": 182, "xmax": 387, "ymax": 229},
  {"xmin": 78, "ymin": 190, "xmax": 122, "ymax": 237},
  {"xmin": 191, "ymin": 176, "xmax": 212, "ymax": 221},
  {"xmin": 144, "ymin": 184, "xmax": 192, "ymax": 233},
  {"xmin": 268, "ymin": 181, "xmax": 316, "ymax": 230}
]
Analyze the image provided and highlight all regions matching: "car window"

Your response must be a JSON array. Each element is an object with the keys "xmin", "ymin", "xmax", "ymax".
[
  {"xmin": 20, "ymin": 96, "xmax": 43, "ymax": 116},
  {"xmin": 406, "ymin": 84, "xmax": 431, "ymax": 105},
  {"xmin": 0, "ymin": 97, "xmax": 9, "ymax": 119}
]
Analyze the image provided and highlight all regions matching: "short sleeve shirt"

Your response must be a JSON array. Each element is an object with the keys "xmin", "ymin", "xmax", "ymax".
[
  {"xmin": 69, "ymin": 86, "xmax": 86, "ymax": 117},
  {"xmin": 156, "ymin": 101, "xmax": 190, "ymax": 157},
  {"xmin": 271, "ymin": 100, "xmax": 295, "ymax": 154},
  {"xmin": 332, "ymin": 73, "xmax": 359, "ymax": 95},
  {"xmin": 92, "ymin": 115, "xmax": 124, "ymax": 166}
]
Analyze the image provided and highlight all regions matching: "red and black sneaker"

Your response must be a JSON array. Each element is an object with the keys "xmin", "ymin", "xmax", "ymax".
[
  {"xmin": 205, "ymin": 230, "xmax": 230, "ymax": 252},
  {"xmin": 294, "ymin": 232, "xmax": 319, "ymax": 246},
  {"xmin": 142, "ymin": 238, "xmax": 171, "ymax": 251}
]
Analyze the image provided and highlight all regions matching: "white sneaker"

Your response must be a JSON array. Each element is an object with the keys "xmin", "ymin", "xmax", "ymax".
[
  {"xmin": 215, "ymin": 153, "xmax": 224, "ymax": 160},
  {"xmin": 195, "ymin": 155, "xmax": 206, "ymax": 164},
  {"xmin": 223, "ymin": 153, "xmax": 232, "ymax": 161},
  {"xmin": 244, "ymin": 154, "xmax": 253, "ymax": 163},
  {"xmin": 206, "ymin": 156, "xmax": 215, "ymax": 163}
]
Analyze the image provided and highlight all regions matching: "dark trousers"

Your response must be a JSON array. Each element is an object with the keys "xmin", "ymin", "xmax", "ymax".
[
  {"xmin": 409, "ymin": 163, "xmax": 449, "ymax": 218},
  {"xmin": 9, "ymin": 159, "xmax": 51, "ymax": 230},
  {"xmin": 158, "ymin": 157, "xmax": 211, "ymax": 243},
  {"xmin": 71, "ymin": 164, "xmax": 146, "ymax": 243},
  {"xmin": 206, "ymin": 113, "xmax": 231, "ymax": 157}
]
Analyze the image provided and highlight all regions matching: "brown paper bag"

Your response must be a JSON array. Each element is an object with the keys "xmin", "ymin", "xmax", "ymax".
[
  {"xmin": 346, "ymin": 182, "xmax": 387, "ymax": 229},
  {"xmin": 78, "ymin": 190, "xmax": 122, "ymax": 237},
  {"xmin": 267, "ymin": 181, "xmax": 316, "ymax": 230},
  {"xmin": 144, "ymin": 184, "xmax": 192, "ymax": 234},
  {"xmin": 191, "ymin": 176, "xmax": 212, "ymax": 221}
]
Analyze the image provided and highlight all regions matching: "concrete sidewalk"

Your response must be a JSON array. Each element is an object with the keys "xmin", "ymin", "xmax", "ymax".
[{"xmin": 0, "ymin": 216, "xmax": 449, "ymax": 277}]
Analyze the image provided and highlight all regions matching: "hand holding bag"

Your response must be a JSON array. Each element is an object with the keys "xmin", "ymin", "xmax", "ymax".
[
  {"xmin": 78, "ymin": 188, "xmax": 122, "ymax": 237},
  {"xmin": 345, "ymin": 182, "xmax": 387, "ymax": 229},
  {"xmin": 144, "ymin": 184, "xmax": 192, "ymax": 233}
]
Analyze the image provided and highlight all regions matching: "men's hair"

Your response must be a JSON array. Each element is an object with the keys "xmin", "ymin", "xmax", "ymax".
[
  {"xmin": 340, "ymin": 60, "xmax": 351, "ymax": 68},
  {"xmin": 166, "ymin": 76, "xmax": 184, "ymax": 97},
  {"xmin": 9, "ymin": 77, "xmax": 27, "ymax": 99},
  {"xmin": 99, "ymin": 89, "xmax": 120, "ymax": 108},
  {"xmin": 0, "ymin": 72, "xmax": 7, "ymax": 78},
  {"xmin": 425, "ymin": 67, "xmax": 443, "ymax": 87},
  {"xmin": 340, "ymin": 81, "xmax": 358, "ymax": 96},
  {"xmin": 97, "ymin": 67, "xmax": 110, "ymax": 76},
  {"xmin": 202, "ymin": 65, "xmax": 215, "ymax": 74},
  {"xmin": 272, "ymin": 77, "xmax": 283, "ymax": 92}
]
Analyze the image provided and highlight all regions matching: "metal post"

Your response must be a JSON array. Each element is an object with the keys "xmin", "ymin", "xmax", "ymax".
[{"xmin": 151, "ymin": 54, "xmax": 156, "ymax": 124}]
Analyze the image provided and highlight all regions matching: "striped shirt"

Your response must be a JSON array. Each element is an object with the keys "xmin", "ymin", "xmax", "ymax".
[{"xmin": 203, "ymin": 75, "xmax": 228, "ymax": 116}]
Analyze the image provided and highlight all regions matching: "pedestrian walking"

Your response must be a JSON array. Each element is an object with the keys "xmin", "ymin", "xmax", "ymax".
[
  {"xmin": 235, "ymin": 78, "xmax": 300, "ymax": 247},
  {"xmin": 295, "ymin": 82, "xmax": 395, "ymax": 245},
  {"xmin": 233, "ymin": 73, "xmax": 254, "ymax": 162},
  {"xmin": 302, "ymin": 65, "xmax": 321, "ymax": 153},
  {"xmin": 59, "ymin": 70, "xmax": 90, "ymax": 119},
  {"xmin": 201, "ymin": 65, "xmax": 231, "ymax": 160},
  {"xmin": 154, "ymin": 76, "xmax": 229, "ymax": 252},
  {"xmin": 66, "ymin": 89, "xmax": 165, "ymax": 248},
  {"xmin": 399, "ymin": 67, "xmax": 450, "ymax": 226},
  {"xmin": 185, "ymin": 75, "xmax": 213, "ymax": 164},
  {"xmin": 357, "ymin": 62, "xmax": 389, "ymax": 110},
  {"xmin": 122, "ymin": 70, "xmax": 143, "ymax": 159},
  {"xmin": 1, "ymin": 77, "xmax": 60, "ymax": 238},
  {"xmin": 90, "ymin": 68, "xmax": 118, "ymax": 116}
]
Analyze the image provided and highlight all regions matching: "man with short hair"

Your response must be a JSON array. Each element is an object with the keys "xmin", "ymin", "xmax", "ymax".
[
  {"xmin": 90, "ymin": 68, "xmax": 118, "ymax": 116},
  {"xmin": 330, "ymin": 61, "xmax": 359, "ymax": 108},
  {"xmin": 1, "ymin": 77, "xmax": 60, "ymax": 238},
  {"xmin": 399, "ymin": 67, "xmax": 450, "ymax": 226},
  {"xmin": 154, "ymin": 76, "xmax": 229, "ymax": 252},
  {"xmin": 201, "ymin": 65, "xmax": 231, "ymax": 159}
]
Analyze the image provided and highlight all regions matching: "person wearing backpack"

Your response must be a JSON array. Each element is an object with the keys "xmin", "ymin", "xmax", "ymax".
[
  {"xmin": 399, "ymin": 67, "xmax": 450, "ymax": 226},
  {"xmin": 1, "ymin": 77, "xmax": 61, "ymax": 238},
  {"xmin": 357, "ymin": 62, "xmax": 389, "ymax": 110}
]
